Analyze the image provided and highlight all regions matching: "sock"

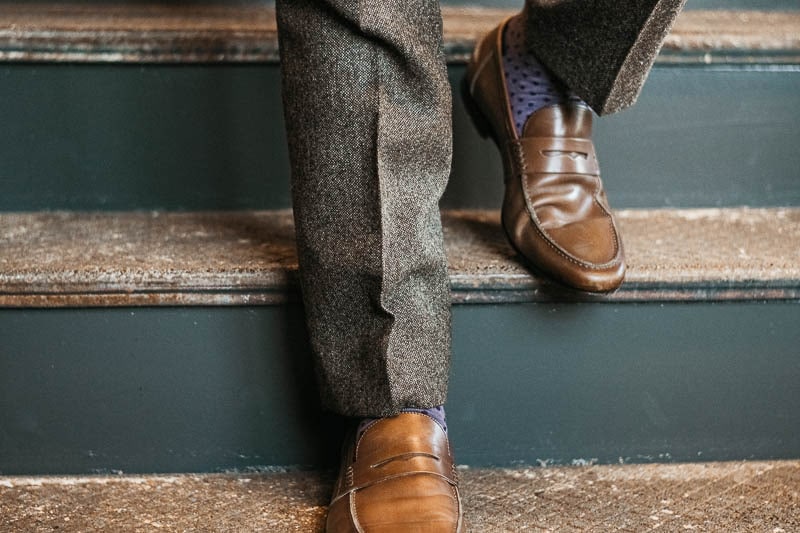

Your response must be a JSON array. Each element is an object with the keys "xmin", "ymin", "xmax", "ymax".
[
  {"xmin": 356, "ymin": 406, "xmax": 447, "ymax": 440},
  {"xmin": 502, "ymin": 14, "xmax": 583, "ymax": 136}
]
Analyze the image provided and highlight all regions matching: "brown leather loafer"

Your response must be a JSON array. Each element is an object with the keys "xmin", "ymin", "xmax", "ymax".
[
  {"xmin": 326, "ymin": 413, "xmax": 464, "ymax": 533},
  {"xmin": 464, "ymin": 18, "xmax": 626, "ymax": 293}
]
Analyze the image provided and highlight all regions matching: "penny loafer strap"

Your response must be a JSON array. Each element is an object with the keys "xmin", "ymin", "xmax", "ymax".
[
  {"xmin": 516, "ymin": 136, "xmax": 600, "ymax": 176},
  {"xmin": 331, "ymin": 465, "xmax": 458, "ymax": 504},
  {"xmin": 352, "ymin": 451, "xmax": 456, "ymax": 485}
]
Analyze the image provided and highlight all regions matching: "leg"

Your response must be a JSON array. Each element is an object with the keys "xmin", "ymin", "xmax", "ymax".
[
  {"xmin": 465, "ymin": 1, "xmax": 686, "ymax": 292},
  {"xmin": 276, "ymin": 0, "xmax": 452, "ymax": 418},
  {"xmin": 277, "ymin": 3, "xmax": 463, "ymax": 531},
  {"xmin": 524, "ymin": 0, "xmax": 688, "ymax": 115}
]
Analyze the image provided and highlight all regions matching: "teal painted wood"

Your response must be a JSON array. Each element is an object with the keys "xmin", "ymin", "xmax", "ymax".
[
  {"xmin": 1, "ymin": 302, "xmax": 798, "ymax": 474},
  {"xmin": 0, "ymin": 64, "xmax": 798, "ymax": 211},
  {"xmin": 448, "ymin": 302, "xmax": 800, "ymax": 466},
  {"xmin": 0, "ymin": 65, "xmax": 292, "ymax": 211},
  {"xmin": 0, "ymin": 306, "xmax": 338, "ymax": 474}
]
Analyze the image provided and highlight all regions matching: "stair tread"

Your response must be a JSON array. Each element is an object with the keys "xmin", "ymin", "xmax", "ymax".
[
  {"xmin": 2, "ymin": 208, "xmax": 798, "ymax": 306},
  {"xmin": 1, "ymin": 461, "xmax": 798, "ymax": 531},
  {"xmin": 1, "ymin": 5, "xmax": 798, "ymax": 64}
]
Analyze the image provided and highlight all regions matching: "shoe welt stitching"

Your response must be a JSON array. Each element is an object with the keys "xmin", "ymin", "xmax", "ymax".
[
  {"xmin": 450, "ymin": 483, "xmax": 460, "ymax": 533},
  {"xmin": 346, "ymin": 466, "xmax": 354, "ymax": 489},
  {"xmin": 349, "ymin": 492, "xmax": 366, "ymax": 533},
  {"xmin": 591, "ymin": 176, "xmax": 621, "ymax": 256}
]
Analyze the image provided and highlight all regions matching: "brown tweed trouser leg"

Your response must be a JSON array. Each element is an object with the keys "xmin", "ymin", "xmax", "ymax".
[
  {"xmin": 525, "ymin": 0, "xmax": 687, "ymax": 115},
  {"xmin": 276, "ymin": 0, "xmax": 453, "ymax": 418},
  {"xmin": 275, "ymin": 0, "xmax": 685, "ymax": 417}
]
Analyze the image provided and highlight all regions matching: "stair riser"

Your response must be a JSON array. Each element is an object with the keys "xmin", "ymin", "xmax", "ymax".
[
  {"xmin": 0, "ymin": 64, "xmax": 797, "ymax": 211},
  {"xmin": 1, "ymin": 302, "xmax": 798, "ymax": 474}
]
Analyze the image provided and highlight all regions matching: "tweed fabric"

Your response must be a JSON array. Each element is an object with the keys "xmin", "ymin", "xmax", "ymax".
[
  {"xmin": 524, "ymin": 0, "xmax": 687, "ymax": 115},
  {"xmin": 276, "ymin": 0, "xmax": 453, "ymax": 417},
  {"xmin": 276, "ymin": 0, "xmax": 685, "ymax": 417},
  {"xmin": 503, "ymin": 13, "xmax": 583, "ymax": 135}
]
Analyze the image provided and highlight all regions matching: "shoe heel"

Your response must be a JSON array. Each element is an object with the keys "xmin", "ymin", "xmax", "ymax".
[{"xmin": 460, "ymin": 76, "xmax": 492, "ymax": 141}]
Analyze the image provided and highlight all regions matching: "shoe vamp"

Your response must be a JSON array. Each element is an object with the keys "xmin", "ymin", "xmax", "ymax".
[
  {"xmin": 352, "ymin": 475, "xmax": 460, "ymax": 532},
  {"xmin": 525, "ymin": 172, "xmax": 609, "ymax": 226},
  {"xmin": 524, "ymin": 173, "xmax": 618, "ymax": 264}
]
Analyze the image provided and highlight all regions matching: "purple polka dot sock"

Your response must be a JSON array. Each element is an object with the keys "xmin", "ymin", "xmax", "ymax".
[
  {"xmin": 356, "ymin": 406, "xmax": 447, "ymax": 440},
  {"xmin": 502, "ymin": 14, "xmax": 583, "ymax": 136}
]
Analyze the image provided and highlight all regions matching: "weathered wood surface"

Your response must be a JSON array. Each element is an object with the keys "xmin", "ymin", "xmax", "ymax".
[
  {"xmin": 2, "ymin": 208, "xmax": 799, "ymax": 307},
  {"xmin": 0, "ymin": 5, "xmax": 798, "ymax": 63}
]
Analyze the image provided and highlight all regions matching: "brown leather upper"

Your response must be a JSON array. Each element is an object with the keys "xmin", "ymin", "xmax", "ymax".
[
  {"xmin": 466, "ymin": 18, "xmax": 625, "ymax": 293},
  {"xmin": 326, "ymin": 413, "xmax": 463, "ymax": 533}
]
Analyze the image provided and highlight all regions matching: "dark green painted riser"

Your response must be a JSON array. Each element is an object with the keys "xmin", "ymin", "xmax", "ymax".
[
  {"xmin": 1, "ymin": 302, "xmax": 798, "ymax": 474},
  {"xmin": 1, "ymin": 64, "xmax": 798, "ymax": 211},
  {"xmin": 1, "ymin": 1, "xmax": 796, "ymax": 11}
]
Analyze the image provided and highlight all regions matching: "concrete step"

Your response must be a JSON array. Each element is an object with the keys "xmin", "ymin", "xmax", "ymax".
[
  {"xmin": 2, "ymin": 208, "xmax": 799, "ymax": 473},
  {"xmin": 0, "ymin": 7, "xmax": 798, "ymax": 211},
  {"xmin": 2, "ymin": 208, "xmax": 799, "ymax": 306},
  {"xmin": 1, "ymin": 461, "xmax": 798, "ymax": 532},
  {"xmin": 2, "ymin": 6, "xmax": 798, "ymax": 64}
]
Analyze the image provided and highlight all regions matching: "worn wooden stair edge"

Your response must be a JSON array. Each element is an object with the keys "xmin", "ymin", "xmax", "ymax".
[
  {"xmin": 0, "ymin": 6, "xmax": 799, "ymax": 64},
  {"xmin": 1, "ymin": 207, "xmax": 798, "ymax": 307}
]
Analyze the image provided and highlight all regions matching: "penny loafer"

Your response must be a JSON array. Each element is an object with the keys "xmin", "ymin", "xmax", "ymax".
[
  {"xmin": 326, "ymin": 413, "xmax": 464, "ymax": 533},
  {"xmin": 464, "ymin": 18, "xmax": 626, "ymax": 293}
]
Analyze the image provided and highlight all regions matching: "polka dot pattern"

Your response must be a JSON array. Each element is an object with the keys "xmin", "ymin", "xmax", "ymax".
[{"xmin": 502, "ymin": 15, "xmax": 583, "ymax": 135}]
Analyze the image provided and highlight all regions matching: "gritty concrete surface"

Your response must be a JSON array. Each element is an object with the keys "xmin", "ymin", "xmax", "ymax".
[
  {"xmin": 1, "ymin": 208, "xmax": 799, "ymax": 306},
  {"xmin": 0, "ymin": 6, "xmax": 798, "ymax": 64},
  {"xmin": 1, "ymin": 461, "xmax": 797, "ymax": 532}
]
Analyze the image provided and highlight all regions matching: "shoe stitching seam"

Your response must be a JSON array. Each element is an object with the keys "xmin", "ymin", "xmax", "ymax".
[
  {"xmin": 450, "ymin": 483, "xmax": 459, "ymax": 533},
  {"xmin": 350, "ymin": 492, "xmax": 365, "ymax": 533},
  {"xmin": 591, "ymin": 176, "xmax": 621, "ymax": 258}
]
